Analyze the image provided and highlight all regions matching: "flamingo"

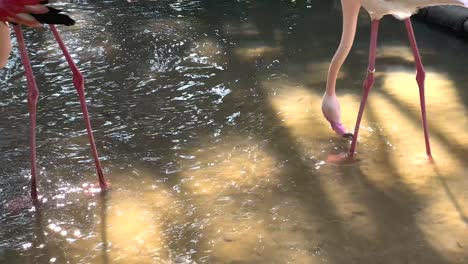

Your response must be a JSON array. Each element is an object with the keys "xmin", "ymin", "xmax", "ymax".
[
  {"xmin": 1, "ymin": 0, "xmax": 109, "ymax": 206},
  {"xmin": 322, "ymin": 0, "xmax": 468, "ymax": 158}
]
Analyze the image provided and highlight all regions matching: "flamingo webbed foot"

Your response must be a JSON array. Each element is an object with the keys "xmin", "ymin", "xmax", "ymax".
[{"xmin": 326, "ymin": 152, "xmax": 360, "ymax": 165}]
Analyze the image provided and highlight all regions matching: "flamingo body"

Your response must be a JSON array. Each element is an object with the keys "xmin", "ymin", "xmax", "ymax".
[
  {"xmin": 361, "ymin": 0, "xmax": 468, "ymax": 19},
  {"xmin": 323, "ymin": 0, "xmax": 468, "ymax": 158},
  {"xmin": 30, "ymin": 6, "xmax": 75, "ymax": 26},
  {"xmin": 1, "ymin": 0, "xmax": 108, "ymax": 205}
]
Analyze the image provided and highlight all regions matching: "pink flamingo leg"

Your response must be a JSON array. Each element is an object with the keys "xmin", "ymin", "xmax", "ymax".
[
  {"xmin": 404, "ymin": 19, "xmax": 432, "ymax": 158},
  {"xmin": 349, "ymin": 19, "xmax": 380, "ymax": 157},
  {"xmin": 13, "ymin": 25, "xmax": 39, "ymax": 204},
  {"xmin": 49, "ymin": 25, "xmax": 108, "ymax": 190}
]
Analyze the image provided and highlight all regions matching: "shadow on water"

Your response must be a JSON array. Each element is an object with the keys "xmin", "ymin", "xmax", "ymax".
[
  {"xmin": 1, "ymin": 0, "xmax": 467, "ymax": 263},
  {"xmin": 189, "ymin": 1, "xmax": 465, "ymax": 263},
  {"xmin": 431, "ymin": 162, "xmax": 468, "ymax": 226},
  {"xmin": 98, "ymin": 193, "xmax": 110, "ymax": 264}
]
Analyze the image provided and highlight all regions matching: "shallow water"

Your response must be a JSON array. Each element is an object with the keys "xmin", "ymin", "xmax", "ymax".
[{"xmin": 1, "ymin": 0, "xmax": 467, "ymax": 263}]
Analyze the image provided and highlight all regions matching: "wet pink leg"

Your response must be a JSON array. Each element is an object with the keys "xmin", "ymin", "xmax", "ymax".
[
  {"xmin": 349, "ymin": 20, "xmax": 380, "ymax": 157},
  {"xmin": 49, "ymin": 25, "xmax": 109, "ymax": 190},
  {"xmin": 404, "ymin": 18, "xmax": 432, "ymax": 158},
  {"xmin": 14, "ymin": 25, "xmax": 39, "ymax": 204}
]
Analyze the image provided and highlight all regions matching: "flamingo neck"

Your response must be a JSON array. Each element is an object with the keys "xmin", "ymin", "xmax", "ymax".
[{"xmin": 325, "ymin": 0, "xmax": 361, "ymax": 96}]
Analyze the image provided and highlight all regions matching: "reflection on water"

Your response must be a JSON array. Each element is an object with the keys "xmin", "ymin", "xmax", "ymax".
[{"xmin": 1, "ymin": 0, "xmax": 468, "ymax": 263}]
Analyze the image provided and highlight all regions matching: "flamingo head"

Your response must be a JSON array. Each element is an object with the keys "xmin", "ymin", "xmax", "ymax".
[{"xmin": 321, "ymin": 94, "xmax": 353, "ymax": 139}]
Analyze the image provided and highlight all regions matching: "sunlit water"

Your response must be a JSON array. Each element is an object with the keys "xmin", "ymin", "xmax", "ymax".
[{"xmin": 1, "ymin": 0, "xmax": 467, "ymax": 263}]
